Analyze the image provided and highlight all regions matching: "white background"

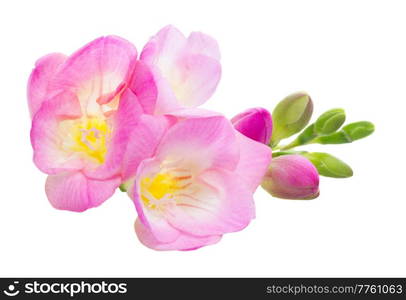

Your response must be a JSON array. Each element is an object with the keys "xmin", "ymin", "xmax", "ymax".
[{"xmin": 0, "ymin": 0, "xmax": 404, "ymax": 277}]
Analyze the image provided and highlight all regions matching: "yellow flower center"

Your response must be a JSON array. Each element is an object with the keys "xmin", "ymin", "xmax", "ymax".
[
  {"xmin": 140, "ymin": 173, "xmax": 180, "ymax": 209},
  {"xmin": 61, "ymin": 118, "xmax": 110, "ymax": 164},
  {"xmin": 140, "ymin": 167, "xmax": 196, "ymax": 211}
]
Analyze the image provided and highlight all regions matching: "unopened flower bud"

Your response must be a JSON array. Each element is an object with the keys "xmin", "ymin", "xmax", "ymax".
[
  {"xmin": 231, "ymin": 107, "xmax": 272, "ymax": 144},
  {"xmin": 271, "ymin": 92, "xmax": 313, "ymax": 146},
  {"xmin": 316, "ymin": 121, "xmax": 375, "ymax": 144},
  {"xmin": 314, "ymin": 108, "xmax": 346, "ymax": 135},
  {"xmin": 302, "ymin": 152, "xmax": 353, "ymax": 178},
  {"xmin": 261, "ymin": 155, "xmax": 319, "ymax": 200}
]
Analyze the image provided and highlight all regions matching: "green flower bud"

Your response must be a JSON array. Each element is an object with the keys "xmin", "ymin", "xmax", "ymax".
[
  {"xmin": 302, "ymin": 152, "xmax": 353, "ymax": 178},
  {"xmin": 271, "ymin": 92, "xmax": 313, "ymax": 146},
  {"xmin": 314, "ymin": 108, "xmax": 346, "ymax": 135},
  {"xmin": 342, "ymin": 121, "xmax": 375, "ymax": 141},
  {"xmin": 315, "ymin": 121, "xmax": 374, "ymax": 144}
]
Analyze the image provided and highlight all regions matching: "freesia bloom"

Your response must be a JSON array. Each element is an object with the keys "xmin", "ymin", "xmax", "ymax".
[
  {"xmin": 139, "ymin": 25, "xmax": 221, "ymax": 114},
  {"xmin": 261, "ymin": 155, "xmax": 319, "ymax": 200},
  {"xmin": 123, "ymin": 111, "xmax": 272, "ymax": 250},
  {"xmin": 28, "ymin": 36, "xmax": 149, "ymax": 211},
  {"xmin": 231, "ymin": 107, "xmax": 272, "ymax": 144}
]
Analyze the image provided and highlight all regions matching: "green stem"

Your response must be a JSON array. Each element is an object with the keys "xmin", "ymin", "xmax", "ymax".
[
  {"xmin": 279, "ymin": 139, "xmax": 301, "ymax": 151},
  {"xmin": 119, "ymin": 184, "xmax": 127, "ymax": 192},
  {"xmin": 279, "ymin": 137, "xmax": 319, "ymax": 151},
  {"xmin": 272, "ymin": 150, "xmax": 308, "ymax": 158}
]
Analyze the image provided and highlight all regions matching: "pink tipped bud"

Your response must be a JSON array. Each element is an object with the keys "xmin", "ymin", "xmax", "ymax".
[
  {"xmin": 231, "ymin": 107, "xmax": 272, "ymax": 144},
  {"xmin": 261, "ymin": 154, "xmax": 320, "ymax": 200}
]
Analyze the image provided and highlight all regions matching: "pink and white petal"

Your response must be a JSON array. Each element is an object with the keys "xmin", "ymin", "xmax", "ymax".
[
  {"xmin": 129, "ymin": 158, "xmax": 181, "ymax": 244},
  {"xmin": 156, "ymin": 116, "xmax": 239, "ymax": 172},
  {"xmin": 31, "ymin": 91, "xmax": 83, "ymax": 174},
  {"xmin": 86, "ymin": 175, "xmax": 121, "ymax": 207},
  {"xmin": 45, "ymin": 171, "xmax": 120, "ymax": 212},
  {"xmin": 140, "ymin": 25, "xmax": 187, "ymax": 67},
  {"xmin": 129, "ymin": 60, "xmax": 157, "ymax": 114},
  {"xmin": 83, "ymin": 89, "xmax": 143, "ymax": 180},
  {"xmin": 136, "ymin": 214, "xmax": 180, "ymax": 244},
  {"xmin": 172, "ymin": 54, "xmax": 221, "ymax": 107},
  {"xmin": 27, "ymin": 53, "xmax": 67, "ymax": 117},
  {"xmin": 121, "ymin": 114, "xmax": 172, "ymax": 180},
  {"xmin": 96, "ymin": 82, "xmax": 126, "ymax": 105},
  {"xmin": 234, "ymin": 131, "xmax": 273, "ymax": 193},
  {"xmin": 49, "ymin": 36, "xmax": 137, "ymax": 116},
  {"xmin": 186, "ymin": 32, "xmax": 221, "ymax": 60},
  {"xmin": 151, "ymin": 68, "xmax": 184, "ymax": 114},
  {"xmin": 166, "ymin": 168, "xmax": 255, "ymax": 237},
  {"xmin": 140, "ymin": 26, "xmax": 221, "ymax": 112},
  {"xmin": 135, "ymin": 218, "xmax": 221, "ymax": 251},
  {"xmin": 166, "ymin": 107, "xmax": 222, "ymax": 120}
]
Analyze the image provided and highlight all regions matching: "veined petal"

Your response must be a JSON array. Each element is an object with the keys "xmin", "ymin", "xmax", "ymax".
[
  {"xmin": 30, "ymin": 91, "xmax": 83, "ymax": 174},
  {"xmin": 186, "ymin": 31, "xmax": 221, "ymax": 60},
  {"xmin": 166, "ymin": 107, "xmax": 222, "ymax": 119},
  {"xmin": 121, "ymin": 114, "xmax": 172, "ymax": 181},
  {"xmin": 135, "ymin": 218, "xmax": 221, "ymax": 251},
  {"xmin": 131, "ymin": 158, "xmax": 181, "ymax": 244},
  {"xmin": 141, "ymin": 25, "xmax": 187, "ymax": 67},
  {"xmin": 49, "ymin": 36, "xmax": 137, "ymax": 116},
  {"xmin": 140, "ymin": 25, "xmax": 221, "ymax": 113},
  {"xmin": 27, "ymin": 53, "xmax": 67, "ymax": 117},
  {"xmin": 234, "ymin": 131, "xmax": 272, "ymax": 193},
  {"xmin": 45, "ymin": 171, "xmax": 120, "ymax": 212},
  {"xmin": 155, "ymin": 116, "xmax": 239, "ymax": 172},
  {"xmin": 129, "ymin": 61, "xmax": 157, "ymax": 114},
  {"xmin": 83, "ymin": 89, "xmax": 143, "ymax": 180},
  {"xmin": 145, "ymin": 68, "xmax": 181, "ymax": 114},
  {"xmin": 166, "ymin": 168, "xmax": 255, "ymax": 237},
  {"xmin": 171, "ymin": 54, "xmax": 221, "ymax": 108}
]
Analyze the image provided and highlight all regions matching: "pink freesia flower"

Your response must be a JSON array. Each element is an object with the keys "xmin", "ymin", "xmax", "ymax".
[
  {"xmin": 261, "ymin": 155, "xmax": 320, "ymax": 200},
  {"xmin": 28, "ymin": 36, "xmax": 149, "ymax": 212},
  {"xmin": 231, "ymin": 107, "xmax": 273, "ymax": 144},
  {"xmin": 123, "ymin": 110, "xmax": 272, "ymax": 250},
  {"xmin": 138, "ymin": 25, "xmax": 221, "ymax": 114}
]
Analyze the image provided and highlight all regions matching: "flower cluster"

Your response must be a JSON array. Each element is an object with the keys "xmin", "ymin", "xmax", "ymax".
[{"xmin": 28, "ymin": 26, "xmax": 373, "ymax": 251}]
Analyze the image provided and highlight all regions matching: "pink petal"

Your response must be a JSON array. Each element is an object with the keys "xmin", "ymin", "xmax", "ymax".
[
  {"xmin": 49, "ymin": 36, "xmax": 137, "ymax": 116},
  {"xmin": 156, "ymin": 116, "xmax": 239, "ymax": 171},
  {"xmin": 121, "ymin": 114, "xmax": 172, "ymax": 181},
  {"xmin": 166, "ymin": 168, "xmax": 255, "ymax": 237},
  {"xmin": 166, "ymin": 107, "xmax": 222, "ymax": 119},
  {"xmin": 140, "ymin": 25, "xmax": 187, "ymax": 66},
  {"xmin": 45, "ymin": 171, "xmax": 120, "ymax": 212},
  {"xmin": 83, "ymin": 89, "xmax": 143, "ymax": 180},
  {"xmin": 136, "ymin": 214, "xmax": 180, "ymax": 244},
  {"xmin": 30, "ymin": 91, "xmax": 83, "ymax": 174},
  {"xmin": 172, "ymin": 54, "xmax": 221, "ymax": 108},
  {"xmin": 27, "ymin": 53, "xmax": 67, "ymax": 118},
  {"xmin": 144, "ymin": 68, "xmax": 181, "ymax": 114},
  {"xmin": 129, "ymin": 61, "xmax": 157, "ymax": 114},
  {"xmin": 135, "ymin": 218, "xmax": 221, "ymax": 251},
  {"xmin": 130, "ymin": 158, "xmax": 181, "ymax": 244},
  {"xmin": 140, "ymin": 25, "xmax": 221, "ymax": 113},
  {"xmin": 187, "ymin": 31, "xmax": 221, "ymax": 60},
  {"xmin": 234, "ymin": 131, "xmax": 273, "ymax": 193}
]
